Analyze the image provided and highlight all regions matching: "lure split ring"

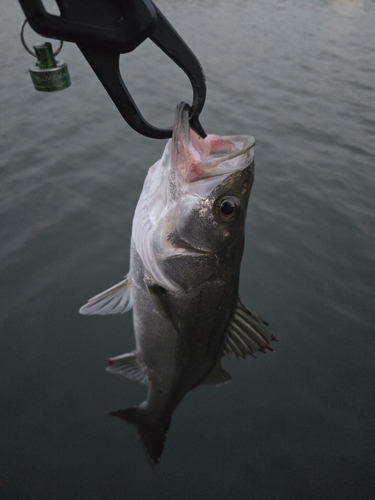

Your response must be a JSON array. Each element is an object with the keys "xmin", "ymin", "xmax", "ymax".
[{"xmin": 20, "ymin": 19, "xmax": 63, "ymax": 58}]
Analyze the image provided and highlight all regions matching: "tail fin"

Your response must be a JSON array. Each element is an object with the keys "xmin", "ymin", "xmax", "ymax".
[{"xmin": 109, "ymin": 407, "xmax": 170, "ymax": 465}]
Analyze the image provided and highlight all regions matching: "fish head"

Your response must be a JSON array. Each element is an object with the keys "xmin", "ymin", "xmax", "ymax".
[
  {"xmin": 132, "ymin": 103, "xmax": 255, "ymax": 292},
  {"xmin": 168, "ymin": 161, "xmax": 253, "ymax": 255}
]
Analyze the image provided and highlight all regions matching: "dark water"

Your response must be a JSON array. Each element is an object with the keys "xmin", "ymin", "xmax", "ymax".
[{"xmin": 1, "ymin": 0, "xmax": 375, "ymax": 498}]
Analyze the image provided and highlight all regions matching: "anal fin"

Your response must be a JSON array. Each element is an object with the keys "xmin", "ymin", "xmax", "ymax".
[{"xmin": 106, "ymin": 351, "xmax": 149, "ymax": 385}]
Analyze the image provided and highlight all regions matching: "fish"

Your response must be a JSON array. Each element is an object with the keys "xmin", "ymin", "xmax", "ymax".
[{"xmin": 79, "ymin": 102, "xmax": 276, "ymax": 465}]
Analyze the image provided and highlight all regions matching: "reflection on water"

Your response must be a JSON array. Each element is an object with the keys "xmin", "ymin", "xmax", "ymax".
[{"xmin": 1, "ymin": 0, "xmax": 375, "ymax": 498}]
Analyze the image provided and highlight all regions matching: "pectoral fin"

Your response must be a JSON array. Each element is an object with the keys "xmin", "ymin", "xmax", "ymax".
[
  {"xmin": 106, "ymin": 351, "xmax": 149, "ymax": 385},
  {"xmin": 79, "ymin": 276, "xmax": 132, "ymax": 315},
  {"xmin": 223, "ymin": 298, "xmax": 277, "ymax": 358}
]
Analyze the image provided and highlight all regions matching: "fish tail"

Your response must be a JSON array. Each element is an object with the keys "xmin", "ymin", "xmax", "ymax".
[{"xmin": 109, "ymin": 406, "xmax": 170, "ymax": 465}]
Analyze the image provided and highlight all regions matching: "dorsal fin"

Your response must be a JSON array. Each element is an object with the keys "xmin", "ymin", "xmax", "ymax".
[
  {"xmin": 79, "ymin": 276, "xmax": 132, "ymax": 315},
  {"xmin": 201, "ymin": 361, "xmax": 232, "ymax": 386},
  {"xmin": 222, "ymin": 298, "xmax": 277, "ymax": 358},
  {"xmin": 106, "ymin": 351, "xmax": 149, "ymax": 385}
]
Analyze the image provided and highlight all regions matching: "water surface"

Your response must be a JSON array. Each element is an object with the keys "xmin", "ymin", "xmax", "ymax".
[{"xmin": 1, "ymin": 0, "xmax": 374, "ymax": 498}]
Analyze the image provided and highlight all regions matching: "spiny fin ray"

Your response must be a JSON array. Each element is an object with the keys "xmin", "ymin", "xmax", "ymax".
[{"xmin": 223, "ymin": 298, "xmax": 277, "ymax": 358}]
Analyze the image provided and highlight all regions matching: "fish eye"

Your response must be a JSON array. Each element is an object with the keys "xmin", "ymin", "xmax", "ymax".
[{"xmin": 215, "ymin": 196, "xmax": 241, "ymax": 222}]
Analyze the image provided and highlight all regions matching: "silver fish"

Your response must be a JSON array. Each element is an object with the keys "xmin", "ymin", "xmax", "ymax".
[{"xmin": 80, "ymin": 102, "xmax": 276, "ymax": 464}]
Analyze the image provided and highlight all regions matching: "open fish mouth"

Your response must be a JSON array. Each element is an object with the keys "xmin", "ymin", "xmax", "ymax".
[{"xmin": 172, "ymin": 102, "xmax": 255, "ymax": 185}]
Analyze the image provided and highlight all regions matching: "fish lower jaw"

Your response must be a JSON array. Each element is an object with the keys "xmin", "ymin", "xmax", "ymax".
[
  {"xmin": 163, "ymin": 236, "xmax": 214, "ymax": 257},
  {"xmin": 164, "ymin": 246, "xmax": 203, "ymax": 257}
]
